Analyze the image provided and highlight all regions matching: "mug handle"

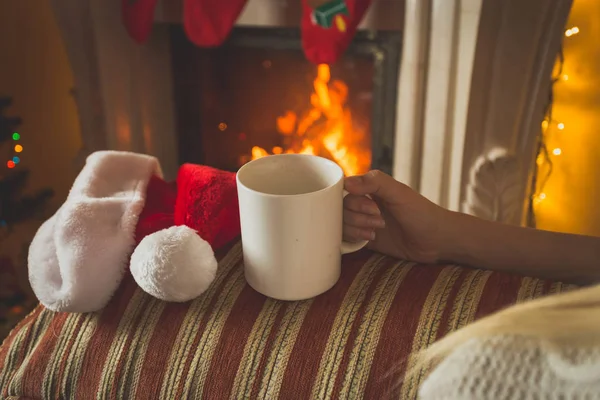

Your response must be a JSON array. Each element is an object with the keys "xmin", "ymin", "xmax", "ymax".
[{"xmin": 340, "ymin": 191, "xmax": 370, "ymax": 255}]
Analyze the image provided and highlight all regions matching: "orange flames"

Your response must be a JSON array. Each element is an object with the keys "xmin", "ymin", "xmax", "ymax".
[{"xmin": 249, "ymin": 64, "xmax": 371, "ymax": 176}]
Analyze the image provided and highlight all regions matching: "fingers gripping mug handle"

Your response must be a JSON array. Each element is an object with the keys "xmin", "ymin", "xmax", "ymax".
[{"xmin": 341, "ymin": 190, "xmax": 370, "ymax": 255}]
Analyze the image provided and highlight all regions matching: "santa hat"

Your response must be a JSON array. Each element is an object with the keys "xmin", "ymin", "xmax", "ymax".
[
  {"xmin": 130, "ymin": 163, "xmax": 240, "ymax": 302},
  {"xmin": 28, "ymin": 151, "xmax": 240, "ymax": 313}
]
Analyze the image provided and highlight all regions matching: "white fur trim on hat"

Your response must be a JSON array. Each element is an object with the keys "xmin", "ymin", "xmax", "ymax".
[
  {"xmin": 28, "ymin": 151, "xmax": 162, "ymax": 313},
  {"xmin": 130, "ymin": 225, "xmax": 218, "ymax": 302}
]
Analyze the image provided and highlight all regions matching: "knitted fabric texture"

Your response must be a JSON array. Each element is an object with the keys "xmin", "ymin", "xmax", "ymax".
[
  {"xmin": 419, "ymin": 335, "xmax": 600, "ymax": 400},
  {"xmin": 134, "ymin": 175, "xmax": 177, "ymax": 242},
  {"xmin": 1, "ymin": 260, "xmax": 577, "ymax": 399},
  {"xmin": 174, "ymin": 163, "xmax": 240, "ymax": 249}
]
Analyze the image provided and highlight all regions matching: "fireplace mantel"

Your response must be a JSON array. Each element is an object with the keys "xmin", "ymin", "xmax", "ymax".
[
  {"xmin": 154, "ymin": 0, "xmax": 404, "ymax": 31},
  {"xmin": 50, "ymin": 0, "xmax": 571, "ymax": 224}
]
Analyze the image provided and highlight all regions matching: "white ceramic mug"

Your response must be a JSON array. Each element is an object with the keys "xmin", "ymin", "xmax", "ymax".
[{"xmin": 236, "ymin": 154, "xmax": 368, "ymax": 301}]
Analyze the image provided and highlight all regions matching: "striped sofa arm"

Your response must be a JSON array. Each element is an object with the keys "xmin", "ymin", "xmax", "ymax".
[{"xmin": 0, "ymin": 241, "xmax": 575, "ymax": 400}]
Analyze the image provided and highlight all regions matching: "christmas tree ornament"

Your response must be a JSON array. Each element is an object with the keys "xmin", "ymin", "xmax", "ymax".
[
  {"xmin": 122, "ymin": 0, "xmax": 160, "ymax": 43},
  {"xmin": 28, "ymin": 151, "xmax": 241, "ymax": 312},
  {"xmin": 302, "ymin": 0, "xmax": 373, "ymax": 65},
  {"xmin": 184, "ymin": 0, "xmax": 249, "ymax": 47}
]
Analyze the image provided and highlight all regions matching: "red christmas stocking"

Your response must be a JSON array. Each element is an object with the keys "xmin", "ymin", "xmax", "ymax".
[
  {"xmin": 302, "ymin": 0, "xmax": 373, "ymax": 65},
  {"xmin": 122, "ymin": 0, "xmax": 160, "ymax": 44},
  {"xmin": 184, "ymin": 0, "xmax": 249, "ymax": 47}
]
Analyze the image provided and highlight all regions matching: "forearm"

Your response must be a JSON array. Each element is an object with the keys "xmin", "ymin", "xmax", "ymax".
[{"xmin": 441, "ymin": 211, "xmax": 600, "ymax": 285}]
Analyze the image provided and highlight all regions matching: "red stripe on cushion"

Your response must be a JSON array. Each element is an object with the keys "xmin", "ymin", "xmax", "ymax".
[
  {"xmin": 201, "ymin": 285, "xmax": 267, "ymax": 399},
  {"xmin": 249, "ymin": 304, "xmax": 289, "ymax": 398},
  {"xmin": 109, "ymin": 296, "xmax": 153, "ymax": 399},
  {"xmin": 0, "ymin": 306, "xmax": 43, "ymax": 374},
  {"xmin": 542, "ymin": 280, "xmax": 553, "ymax": 294},
  {"xmin": 55, "ymin": 316, "xmax": 87, "ymax": 395},
  {"xmin": 363, "ymin": 265, "xmax": 443, "ymax": 398},
  {"xmin": 134, "ymin": 301, "xmax": 192, "ymax": 398},
  {"xmin": 330, "ymin": 260, "xmax": 391, "ymax": 399},
  {"xmin": 474, "ymin": 272, "xmax": 523, "ymax": 319},
  {"xmin": 75, "ymin": 276, "xmax": 138, "ymax": 398},
  {"xmin": 0, "ymin": 306, "xmax": 44, "ymax": 398},
  {"xmin": 173, "ymin": 265, "xmax": 240, "ymax": 399},
  {"xmin": 20, "ymin": 312, "xmax": 70, "ymax": 399},
  {"xmin": 278, "ymin": 250, "xmax": 369, "ymax": 398},
  {"xmin": 434, "ymin": 269, "xmax": 469, "ymax": 340}
]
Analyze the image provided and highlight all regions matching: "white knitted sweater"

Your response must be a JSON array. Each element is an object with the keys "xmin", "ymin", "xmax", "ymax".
[{"xmin": 419, "ymin": 335, "xmax": 600, "ymax": 400}]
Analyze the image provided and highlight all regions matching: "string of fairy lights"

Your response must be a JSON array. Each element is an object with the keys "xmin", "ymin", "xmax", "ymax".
[
  {"xmin": 527, "ymin": 25, "xmax": 579, "ymax": 228},
  {"xmin": 5, "ymin": 132, "xmax": 23, "ymax": 169}
]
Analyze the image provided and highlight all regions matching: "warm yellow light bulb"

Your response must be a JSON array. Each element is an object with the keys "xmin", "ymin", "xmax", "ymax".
[
  {"xmin": 552, "ymin": 148, "xmax": 562, "ymax": 156},
  {"xmin": 557, "ymin": 123, "xmax": 565, "ymax": 130},
  {"xmin": 565, "ymin": 26, "xmax": 580, "ymax": 37},
  {"xmin": 541, "ymin": 120, "xmax": 549, "ymax": 130},
  {"xmin": 14, "ymin": 144, "xmax": 23, "ymax": 153},
  {"xmin": 562, "ymin": 74, "xmax": 569, "ymax": 81},
  {"xmin": 534, "ymin": 192, "xmax": 546, "ymax": 205}
]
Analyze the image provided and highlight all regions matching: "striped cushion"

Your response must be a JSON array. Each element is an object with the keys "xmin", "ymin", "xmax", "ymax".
[{"xmin": 0, "ymin": 241, "xmax": 575, "ymax": 400}]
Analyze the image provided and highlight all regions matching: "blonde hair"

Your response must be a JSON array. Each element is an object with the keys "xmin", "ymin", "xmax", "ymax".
[{"xmin": 413, "ymin": 283, "xmax": 600, "ymax": 376}]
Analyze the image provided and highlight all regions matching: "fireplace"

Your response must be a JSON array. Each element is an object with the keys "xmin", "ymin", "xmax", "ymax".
[
  {"xmin": 170, "ymin": 27, "xmax": 401, "ymax": 176},
  {"xmin": 51, "ymin": 0, "xmax": 571, "ymax": 224}
]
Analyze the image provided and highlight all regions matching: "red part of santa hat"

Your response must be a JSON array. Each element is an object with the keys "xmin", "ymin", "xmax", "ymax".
[
  {"xmin": 135, "ymin": 175, "xmax": 178, "ymax": 242},
  {"xmin": 174, "ymin": 164, "xmax": 241, "ymax": 249},
  {"xmin": 134, "ymin": 164, "xmax": 240, "ymax": 250}
]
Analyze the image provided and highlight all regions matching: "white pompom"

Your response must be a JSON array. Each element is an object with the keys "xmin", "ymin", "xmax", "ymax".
[{"xmin": 130, "ymin": 225, "xmax": 218, "ymax": 302}]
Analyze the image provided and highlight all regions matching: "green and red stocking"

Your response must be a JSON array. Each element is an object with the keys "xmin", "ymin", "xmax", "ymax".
[{"xmin": 302, "ymin": 0, "xmax": 374, "ymax": 64}]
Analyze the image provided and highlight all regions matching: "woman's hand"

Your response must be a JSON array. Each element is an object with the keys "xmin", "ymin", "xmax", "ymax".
[
  {"xmin": 343, "ymin": 171, "xmax": 600, "ymax": 284},
  {"xmin": 343, "ymin": 170, "xmax": 452, "ymax": 264}
]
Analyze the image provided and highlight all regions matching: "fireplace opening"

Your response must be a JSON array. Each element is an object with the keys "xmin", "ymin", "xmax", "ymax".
[{"xmin": 170, "ymin": 26, "xmax": 401, "ymax": 175}]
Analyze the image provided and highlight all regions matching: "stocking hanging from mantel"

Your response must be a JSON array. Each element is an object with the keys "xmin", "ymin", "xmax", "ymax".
[
  {"xmin": 122, "ymin": 0, "xmax": 249, "ymax": 46},
  {"xmin": 184, "ymin": 0, "xmax": 249, "ymax": 47},
  {"xmin": 122, "ymin": 0, "xmax": 371, "ymax": 60},
  {"xmin": 302, "ymin": 0, "xmax": 374, "ymax": 65},
  {"xmin": 122, "ymin": 0, "xmax": 160, "ymax": 43}
]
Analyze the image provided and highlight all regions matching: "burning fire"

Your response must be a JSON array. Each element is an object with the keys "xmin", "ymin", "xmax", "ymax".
[{"xmin": 248, "ymin": 64, "xmax": 371, "ymax": 176}]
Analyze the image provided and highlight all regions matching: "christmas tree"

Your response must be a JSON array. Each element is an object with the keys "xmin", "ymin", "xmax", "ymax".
[
  {"xmin": 1, "ymin": 96, "xmax": 53, "ymax": 338},
  {"xmin": 1, "ymin": 97, "xmax": 54, "ymax": 229}
]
